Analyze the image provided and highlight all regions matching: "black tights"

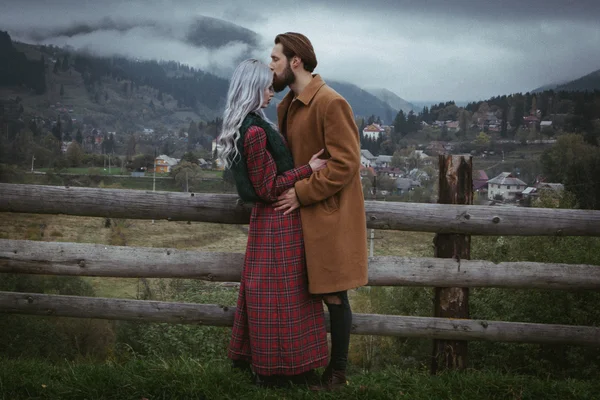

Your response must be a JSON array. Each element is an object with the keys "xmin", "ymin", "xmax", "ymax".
[{"xmin": 324, "ymin": 291, "xmax": 352, "ymax": 371}]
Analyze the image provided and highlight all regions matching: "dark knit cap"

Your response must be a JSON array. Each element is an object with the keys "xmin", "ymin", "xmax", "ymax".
[{"xmin": 275, "ymin": 32, "xmax": 317, "ymax": 72}]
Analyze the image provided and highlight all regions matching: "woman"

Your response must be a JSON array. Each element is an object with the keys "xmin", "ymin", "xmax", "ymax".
[{"xmin": 217, "ymin": 59, "xmax": 329, "ymax": 386}]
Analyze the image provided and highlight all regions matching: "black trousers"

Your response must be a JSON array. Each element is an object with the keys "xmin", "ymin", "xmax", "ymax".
[{"xmin": 323, "ymin": 291, "xmax": 352, "ymax": 371}]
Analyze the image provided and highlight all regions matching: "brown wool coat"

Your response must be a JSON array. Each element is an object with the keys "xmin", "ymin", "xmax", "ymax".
[{"xmin": 277, "ymin": 75, "xmax": 368, "ymax": 294}]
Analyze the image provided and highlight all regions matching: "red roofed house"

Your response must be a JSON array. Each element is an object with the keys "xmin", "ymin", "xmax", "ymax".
[{"xmin": 362, "ymin": 123, "xmax": 385, "ymax": 139}]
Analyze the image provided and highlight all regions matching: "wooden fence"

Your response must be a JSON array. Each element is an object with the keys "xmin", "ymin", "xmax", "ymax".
[{"xmin": 1, "ymin": 180, "xmax": 600, "ymax": 363}]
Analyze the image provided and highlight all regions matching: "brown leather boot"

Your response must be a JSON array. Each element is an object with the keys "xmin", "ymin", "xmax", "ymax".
[{"xmin": 309, "ymin": 369, "xmax": 347, "ymax": 391}]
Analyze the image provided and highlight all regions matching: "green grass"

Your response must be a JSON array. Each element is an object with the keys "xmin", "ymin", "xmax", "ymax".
[{"xmin": 0, "ymin": 357, "xmax": 597, "ymax": 400}]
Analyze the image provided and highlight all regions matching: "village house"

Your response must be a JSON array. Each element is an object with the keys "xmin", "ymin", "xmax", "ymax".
[
  {"xmin": 395, "ymin": 177, "xmax": 421, "ymax": 194},
  {"xmin": 445, "ymin": 121, "xmax": 460, "ymax": 132},
  {"xmin": 154, "ymin": 154, "xmax": 179, "ymax": 173},
  {"xmin": 473, "ymin": 169, "xmax": 489, "ymax": 194},
  {"xmin": 362, "ymin": 123, "xmax": 385, "ymax": 139},
  {"xmin": 374, "ymin": 154, "xmax": 393, "ymax": 168},
  {"xmin": 487, "ymin": 172, "xmax": 527, "ymax": 201},
  {"xmin": 523, "ymin": 115, "xmax": 540, "ymax": 129},
  {"xmin": 61, "ymin": 141, "xmax": 73, "ymax": 153},
  {"xmin": 426, "ymin": 141, "xmax": 453, "ymax": 155},
  {"xmin": 378, "ymin": 166, "xmax": 404, "ymax": 178},
  {"xmin": 360, "ymin": 149, "xmax": 377, "ymax": 167}
]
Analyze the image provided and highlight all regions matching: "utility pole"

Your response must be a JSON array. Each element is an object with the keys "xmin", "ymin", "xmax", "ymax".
[
  {"xmin": 370, "ymin": 174, "xmax": 377, "ymax": 256},
  {"xmin": 152, "ymin": 150, "xmax": 156, "ymax": 224},
  {"xmin": 31, "ymin": 155, "xmax": 35, "ymax": 173}
]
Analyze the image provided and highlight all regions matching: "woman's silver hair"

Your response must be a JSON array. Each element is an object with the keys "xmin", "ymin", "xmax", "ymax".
[{"xmin": 217, "ymin": 59, "xmax": 275, "ymax": 169}]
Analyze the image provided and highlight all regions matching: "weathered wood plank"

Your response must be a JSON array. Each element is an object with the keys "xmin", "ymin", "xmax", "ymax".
[
  {"xmin": 0, "ymin": 291, "xmax": 598, "ymax": 346},
  {"xmin": 2, "ymin": 183, "xmax": 600, "ymax": 236},
  {"xmin": 1, "ymin": 239, "xmax": 599, "ymax": 289}
]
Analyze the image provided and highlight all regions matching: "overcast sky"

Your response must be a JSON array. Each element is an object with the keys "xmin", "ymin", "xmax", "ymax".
[{"xmin": 2, "ymin": 0, "xmax": 600, "ymax": 102}]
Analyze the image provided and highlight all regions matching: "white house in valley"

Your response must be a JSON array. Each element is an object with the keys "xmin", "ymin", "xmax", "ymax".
[
  {"xmin": 487, "ymin": 172, "xmax": 527, "ymax": 201},
  {"xmin": 362, "ymin": 123, "xmax": 385, "ymax": 139},
  {"xmin": 360, "ymin": 149, "xmax": 377, "ymax": 167}
]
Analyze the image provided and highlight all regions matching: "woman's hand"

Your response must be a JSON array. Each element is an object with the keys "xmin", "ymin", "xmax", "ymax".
[{"xmin": 309, "ymin": 149, "xmax": 328, "ymax": 172}]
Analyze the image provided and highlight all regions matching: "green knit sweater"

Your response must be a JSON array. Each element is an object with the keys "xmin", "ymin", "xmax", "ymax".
[{"xmin": 228, "ymin": 113, "xmax": 295, "ymax": 203}]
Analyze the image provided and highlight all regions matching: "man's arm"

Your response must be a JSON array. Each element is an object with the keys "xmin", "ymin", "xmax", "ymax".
[{"xmin": 294, "ymin": 97, "xmax": 360, "ymax": 206}]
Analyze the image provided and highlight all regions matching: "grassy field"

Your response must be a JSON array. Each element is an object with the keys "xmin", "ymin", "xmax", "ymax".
[
  {"xmin": 2, "ymin": 213, "xmax": 599, "ymax": 398},
  {"xmin": 1, "ymin": 357, "xmax": 598, "ymax": 400}
]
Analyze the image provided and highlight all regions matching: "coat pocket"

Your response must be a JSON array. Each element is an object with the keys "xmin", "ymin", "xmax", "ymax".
[{"xmin": 322, "ymin": 193, "xmax": 340, "ymax": 214}]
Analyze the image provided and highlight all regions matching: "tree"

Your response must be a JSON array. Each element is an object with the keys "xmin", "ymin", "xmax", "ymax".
[
  {"xmin": 406, "ymin": 111, "xmax": 418, "ymax": 134},
  {"xmin": 181, "ymin": 151, "xmax": 199, "ymax": 164},
  {"xmin": 393, "ymin": 110, "xmax": 407, "ymax": 139},
  {"xmin": 540, "ymin": 134, "xmax": 600, "ymax": 209},
  {"xmin": 379, "ymin": 139, "xmax": 395, "ymax": 156},
  {"xmin": 75, "ymin": 129, "xmax": 83, "ymax": 144},
  {"xmin": 62, "ymin": 54, "xmax": 69, "ymax": 72},
  {"xmin": 51, "ymin": 118, "xmax": 62, "ymax": 142},
  {"xmin": 60, "ymin": 84, "xmax": 65, "ymax": 97},
  {"xmin": 474, "ymin": 132, "xmax": 491, "ymax": 150},
  {"xmin": 458, "ymin": 110, "xmax": 469, "ymax": 138},
  {"xmin": 421, "ymin": 106, "xmax": 432, "ymax": 124},
  {"xmin": 131, "ymin": 154, "xmax": 156, "ymax": 171},
  {"xmin": 391, "ymin": 150, "xmax": 404, "ymax": 168},
  {"xmin": 188, "ymin": 121, "xmax": 199, "ymax": 151},
  {"xmin": 126, "ymin": 134, "xmax": 137, "ymax": 161},
  {"xmin": 171, "ymin": 161, "xmax": 203, "ymax": 192},
  {"xmin": 66, "ymin": 142, "xmax": 85, "ymax": 167},
  {"xmin": 501, "ymin": 105, "xmax": 509, "ymax": 138},
  {"xmin": 107, "ymin": 134, "xmax": 116, "ymax": 154}
]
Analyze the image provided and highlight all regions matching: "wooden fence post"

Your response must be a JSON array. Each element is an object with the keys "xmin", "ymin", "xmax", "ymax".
[{"xmin": 431, "ymin": 154, "xmax": 473, "ymax": 374}]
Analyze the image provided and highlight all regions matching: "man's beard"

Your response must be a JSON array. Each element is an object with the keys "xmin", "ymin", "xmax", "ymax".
[{"xmin": 273, "ymin": 62, "xmax": 295, "ymax": 93}]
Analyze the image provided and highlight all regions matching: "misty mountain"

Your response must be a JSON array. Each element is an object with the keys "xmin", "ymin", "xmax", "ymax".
[
  {"xmin": 554, "ymin": 68, "xmax": 600, "ymax": 92},
  {"xmin": 533, "ymin": 68, "xmax": 600, "ymax": 93},
  {"xmin": 19, "ymin": 15, "xmax": 261, "ymax": 51},
  {"xmin": 23, "ymin": 18, "xmax": 154, "ymax": 42},
  {"xmin": 0, "ymin": 31, "xmax": 45, "ymax": 94},
  {"xmin": 365, "ymin": 88, "xmax": 414, "ymax": 114},
  {"xmin": 531, "ymin": 82, "xmax": 562, "ymax": 93},
  {"xmin": 327, "ymin": 81, "xmax": 397, "ymax": 123},
  {"xmin": 185, "ymin": 16, "xmax": 261, "ymax": 50}
]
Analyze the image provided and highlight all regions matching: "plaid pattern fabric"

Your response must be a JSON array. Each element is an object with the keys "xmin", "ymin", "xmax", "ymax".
[{"xmin": 228, "ymin": 126, "xmax": 329, "ymax": 376}]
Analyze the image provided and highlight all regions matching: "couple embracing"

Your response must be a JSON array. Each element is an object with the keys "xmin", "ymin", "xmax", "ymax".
[{"xmin": 217, "ymin": 32, "xmax": 368, "ymax": 391}]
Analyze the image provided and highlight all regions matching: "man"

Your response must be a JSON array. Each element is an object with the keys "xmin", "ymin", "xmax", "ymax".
[{"xmin": 269, "ymin": 32, "xmax": 368, "ymax": 390}]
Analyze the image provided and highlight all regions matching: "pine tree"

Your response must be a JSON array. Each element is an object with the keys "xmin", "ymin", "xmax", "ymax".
[
  {"xmin": 51, "ymin": 118, "xmax": 62, "ymax": 142},
  {"xmin": 62, "ymin": 54, "xmax": 69, "ymax": 72},
  {"xmin": 75, "ymin": 129, "xmax": 83, "ymax": 144},
  {"xmin": 187, "ymin": 121, "xmax": 199, "ymax": 151},
  {"xmin": 393, "ymin": 110, "xmax": 407, "ymax": 138}
]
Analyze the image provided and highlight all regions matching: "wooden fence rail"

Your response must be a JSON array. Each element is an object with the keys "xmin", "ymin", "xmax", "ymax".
[
  {"xmin": 1, "ymin": 239, "xmax": 600, "ymax": 289},
  {"xmin": 1, "ymin": 291, "xmax": 599, "ymax": 346},
  {"xmin": 2, "ymin": 183, "xmax": 600, "ymax": 236},
  {"xmin": 1, "ymin": 181, "xmax": 599, "ymax": 352}
]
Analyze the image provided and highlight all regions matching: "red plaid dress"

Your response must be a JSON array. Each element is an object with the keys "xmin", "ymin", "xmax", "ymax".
[{"xmin": 228, "ymin": 125, "xmax": 329, "ymax": 376}]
